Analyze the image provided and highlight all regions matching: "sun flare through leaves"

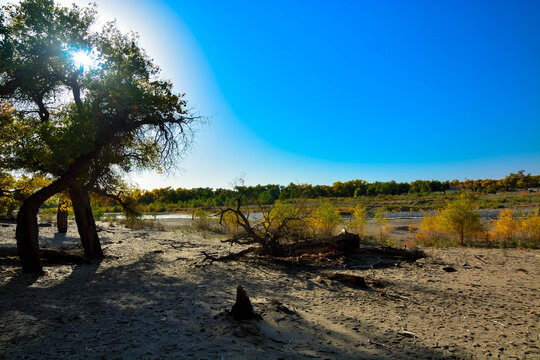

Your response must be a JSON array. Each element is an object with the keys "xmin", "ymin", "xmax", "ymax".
[{"xmin": 69, "ymin": 49, "xmax": 100, "ymax": 71}]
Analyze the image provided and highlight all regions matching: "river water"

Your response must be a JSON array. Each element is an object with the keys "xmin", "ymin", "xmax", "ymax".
[{"xmin": 104, "ymin": 209, "xmax": 526, "ymax": 221}]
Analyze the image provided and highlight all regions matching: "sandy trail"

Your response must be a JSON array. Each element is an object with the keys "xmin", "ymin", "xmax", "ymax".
[{"xmin": 0, "ymin": 220, "xmax": 538, "ymax": 359}]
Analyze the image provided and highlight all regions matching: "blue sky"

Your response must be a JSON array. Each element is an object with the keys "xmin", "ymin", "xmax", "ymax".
[{"xmin": 26, "ymin": 0, "xmax": 540, "ymax": 188}]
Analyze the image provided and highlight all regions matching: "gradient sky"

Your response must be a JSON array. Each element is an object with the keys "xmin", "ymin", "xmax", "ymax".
[{"xmin": 9, "ymin": 0, "xmax": 540, "ymax": 189}]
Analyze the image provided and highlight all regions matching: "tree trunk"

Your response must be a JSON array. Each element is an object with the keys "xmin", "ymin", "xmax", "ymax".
[
  {"xmin": 16, "ymin": 200, "xmax": 43, "ymax": 274},
  {"xmin": 57, "ymin": 201, "xmax": 68, "ymax": 233},
  {"xmin": 15, "ymin": 155, "xmax": 93, "ymax": 274},
  {"xmin": 69, "ymin": 185, "xmax": 103, "ymax": 259}
]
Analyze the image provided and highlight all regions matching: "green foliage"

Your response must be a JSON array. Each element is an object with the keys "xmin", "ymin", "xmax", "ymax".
[
  {"xmin": 91, "ymin": 207, "xmax": 104, "ymax": 221},
  {"xmin": 0, "ymin": 0, "xmax": 197, "ymax": 218}
]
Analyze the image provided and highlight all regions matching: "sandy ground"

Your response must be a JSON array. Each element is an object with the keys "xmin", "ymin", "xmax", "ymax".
[{"xmin": 0, "ymin": 219, "xmax": 538, "ymax": 359}]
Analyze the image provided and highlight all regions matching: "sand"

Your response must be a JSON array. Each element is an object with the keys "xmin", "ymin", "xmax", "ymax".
[{"xmin": 0, "ymin": 219, "xmax": 538, "ymax": 359}]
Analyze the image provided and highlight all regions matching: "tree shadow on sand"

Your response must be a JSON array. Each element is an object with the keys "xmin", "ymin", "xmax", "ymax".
[{"xmin": 1, "ymin": 250, "xmax": 463, "ymax": 359}]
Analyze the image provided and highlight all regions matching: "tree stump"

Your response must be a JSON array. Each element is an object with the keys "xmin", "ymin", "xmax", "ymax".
[
  {"xmin": 57, "ymin": 202, "xmax": 68, "ymax": 234},
  {"xmin": 231, "ymin": 285, "xmax": 261, "ymax": 320},
  {"xmin": 326, "ymin": 273, "xmax": 368, "ymax": 287}
]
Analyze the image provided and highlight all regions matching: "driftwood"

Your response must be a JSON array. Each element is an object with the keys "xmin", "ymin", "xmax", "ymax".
[
  {"xmin": 230, "ymin": 286, "xmax": 261, "ymax": 320},
  {"xmin": 0, "ymin": 247, "xmax": 86, "ymax": 264}
]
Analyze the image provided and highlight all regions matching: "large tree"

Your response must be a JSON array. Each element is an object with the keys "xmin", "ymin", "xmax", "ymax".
[{"xmin": 0, "ymin": 0, "xmax": 197, "ymax": 274}]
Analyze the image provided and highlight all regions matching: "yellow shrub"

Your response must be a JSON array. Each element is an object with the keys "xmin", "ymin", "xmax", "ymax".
[
  {"xmin": 220, "ymin": 211, "xmax": 243, "ymax": 236},
  {"xmin": 263, "ymin": 200, "xmax": 306, "ymax": 235},
  {"xmin": 493, "ymin": 209, "xmax": 518, "ymax": 240},
  {"xmin": 415, "ymin": 213, "xmax": 444, "ymax": 245},
  {"xmin": 520, "ymin": 210, "xmax": 540, "ymax": 242}
]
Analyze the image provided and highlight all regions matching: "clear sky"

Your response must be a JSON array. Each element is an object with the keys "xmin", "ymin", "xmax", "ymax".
[{"xmin": 11, "ymin": 0, "xmax": 540, "ymax": 188}]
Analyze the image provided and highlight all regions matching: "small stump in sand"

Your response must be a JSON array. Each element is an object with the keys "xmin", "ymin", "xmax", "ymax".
[
  {"xmin": 327, "ymin": 273, "xmax": 368, "ymax": 287},
  {"xmin": 231, "ymin": 285, "xmax": 261, "ymax": 320}
]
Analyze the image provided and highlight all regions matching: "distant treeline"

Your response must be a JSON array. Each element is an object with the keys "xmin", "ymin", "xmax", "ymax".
[{"xmin": 95, "ymin": 171, "xmax": 540, "ymax": 212}]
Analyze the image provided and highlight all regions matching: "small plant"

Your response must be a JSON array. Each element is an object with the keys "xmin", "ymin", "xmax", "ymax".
[
  {"xmin": 374, "ymin": 207, "xmax": 388, "ymax": 242},
  {"xmin": 192, "ymin": 208, "xmax": 217, "ymax": 231},
  {"xmin": 347, "ymin": 204, "xmax": 367, "ymax": 235}
]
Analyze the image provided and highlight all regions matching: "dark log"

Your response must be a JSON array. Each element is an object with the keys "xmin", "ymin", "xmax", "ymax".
[
  {"xmin": 201, "ymin": 247, "xmax": 259, "ymax": 263},
  {"xmin": 0, "ymin": 214, "xmax": 16, "ymax": 223},
  {"xmin": 283, "ymin": 232, "xmax": 360, "ymax": 257},
  {"xmin": 231, "ymin": 286, "xmax": 261, "ymax": 320}
]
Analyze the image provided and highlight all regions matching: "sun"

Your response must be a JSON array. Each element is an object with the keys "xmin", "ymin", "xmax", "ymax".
[{"xmin": 70, "ymin": 49, "xmax": 99, "ymax": 70}]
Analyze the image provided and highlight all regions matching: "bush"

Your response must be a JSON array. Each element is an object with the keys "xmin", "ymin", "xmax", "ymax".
[
  {"xmin": 491, "ymin": 209, "xmax": 540, "ymax": 248},
  {"xmin": 438, "ymin": 196, "xmax": 484, "ymax": 246},
  {"xmin": 309, "ymin": 202, "xmax": 342, "ymax": 236}
]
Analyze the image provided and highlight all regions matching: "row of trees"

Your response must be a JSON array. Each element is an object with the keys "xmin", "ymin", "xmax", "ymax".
[
  {"xmin": 90, "ymin": 172, "xmax": 539, "ymax": 211},
  {"xmin": 0, "ymin": 0, "xmax": 197, "ymax": 274}
]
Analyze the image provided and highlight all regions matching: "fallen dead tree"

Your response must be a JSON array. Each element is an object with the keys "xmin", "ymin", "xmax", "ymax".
[
  {"xmin": 200, "ymin": 200, "xmax": 361, "ymax": 263},
  {"xmin": 200, "ymin": 199, "xmax": 423, "ymax": 266},
  {"xmin": 0, "ymin": 247, "xmax": 87, "ymax": 264}
]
